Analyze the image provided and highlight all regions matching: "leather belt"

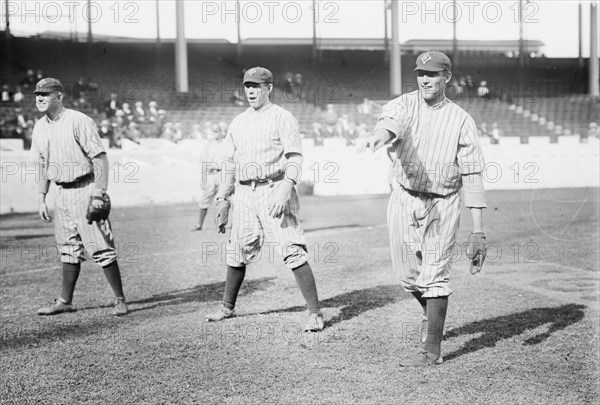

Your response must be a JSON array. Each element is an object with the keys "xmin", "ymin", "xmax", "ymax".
[
  {"xmin": 239, "ymin": 172, "xmax": 285, "ymax": 190},
  {"xmin": 400, "ymin": 185, "xmax": 443, "ymax": 199},
  {"xmin": 55, "ymin": 172, "xmax": 93, "ymax": 189}
]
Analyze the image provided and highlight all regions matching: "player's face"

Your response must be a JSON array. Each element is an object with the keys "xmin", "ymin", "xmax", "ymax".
[
  {"xmin": 35, "ymin": 91, "xmax": 62, "ymax": 115},
  {"xmin": 416, "ymin": 70, "xmax": 451, "ymax": 105},
  {"xmin": 244, "ymin": 82, "xmax": 272, "ymax": 110}
]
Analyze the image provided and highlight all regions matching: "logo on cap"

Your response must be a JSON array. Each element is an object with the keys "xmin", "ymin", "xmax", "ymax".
[{"xmin": 420, "ymin": 53, "xmax": 432, "ymax": 65}]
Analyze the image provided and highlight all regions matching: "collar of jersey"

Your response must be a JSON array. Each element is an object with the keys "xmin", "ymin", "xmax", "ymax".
[
  {"xmin": 422, "ymin": 96, "xmax": 449, "ymax": 110},
  {"xmin": 249, "ymin": 102, "xmax": 273, "ymax": 114},
  {"xmin": 45, "ymin": 107, "xmax": 66, "ymax": 123}
]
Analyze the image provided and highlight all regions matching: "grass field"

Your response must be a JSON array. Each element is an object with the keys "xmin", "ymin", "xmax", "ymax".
[{"xmin": 1, "ymin": 188, "xmax": 599, "ymax": 404}]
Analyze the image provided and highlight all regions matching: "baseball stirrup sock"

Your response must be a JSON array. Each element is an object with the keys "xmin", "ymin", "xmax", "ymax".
[
  {"xmin": 223, "ymin": 265, "xmax": 246, "ymax": 310},
  {"xmin": 61, "ymin": 263, "xmax": 81, "ymax": 303},
  {"xmin": 292, "ymin": 263, "xmax": 321, "ymax": 314},
  {"xmin": 102, "ymin": 261, "xmax": 125, "ymax": 300},
  {"xmin": 424, "ymin": 297, "xmax": 448, "ymax": 355}
]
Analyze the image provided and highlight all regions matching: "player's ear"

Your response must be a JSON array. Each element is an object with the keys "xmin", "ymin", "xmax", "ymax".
[{"xmin": 444, "ymin": 71, "xmax": 452, "ymax": 84}]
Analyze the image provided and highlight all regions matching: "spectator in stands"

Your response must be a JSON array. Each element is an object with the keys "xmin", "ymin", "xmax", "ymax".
[
  {"xmin": 217, "ymin": 121, "xmax": 228, "ymax": 138},
  {"xmin": 584, "ymin": 122, "xmax": 598, "ymax": 143},
  {"xmin": 133, "ymin": 101, "xmax": 146, "ymax": 123},
  {"xmin": 311, "ymin": 122, "xmax": 324, "ymax": 146},
  {"xmin": 13, "ymin": 86, "xmax": 24, "ymax": 103},
  {"xmin": 147, "ymin": 101, "xmax": 159, "ymax": 122},
  {"xmin": 357, "ymin": 123, "xmax": 370, "ymax": 139},
  {"xmin": 103, "ymin": 93, "xmax": 120, "ymax": 118},
  {"xmin": 20, "ymin": 69, "xmax": 37, "ymax": 91},
  {"xmin": 72, "ymin": 77, "xmax": 87, "ymax": 108},
  {"xmin": 161, "ymin": 122, "xmax": 175, "ymax": 141},
  {"xmin": 123, "ymin": 122, "xmax": 142, "ymax": 144},
  {"xmin": 322, "ymin": 104, "xmax": 340, "ymax": 137},
  {"xmin": 477, "ymin": 81, "xmax": 490, "ymax": 100},
  {"xmin": 121, "ymin": 103, "xmax": 134, "ymax": 122},
  {"xmin": 294, "ymin": 72, "xmax": 304, "ymax": 101},
  {"xmin": 173, "ymin": 122, "xmax": 184, "ymax": 142},
  {"xmin": 479, "ymin": 122, "xmax": 489, "ymax": 138},
  {"xmin": 191, "ymin": 123, "xmax": 203, "ymax": 141},
  {"xmin": 36, "ymin": 69, "xmax": 44, "ymax": 81},
  {"xmin": 99, "ymin": 119, "xmax": 119, "ymax": 148},
  {"xmin": 0, "ymin": 84, "xmax": 13, "ymax": 103},
  {"xmin": 1, "ymin": 84, "xmax": 12, "ymax": 103},
  {"xmin": 23, "ymin": 119, "xmax": 34, "ymax": 150},
  {"xmin": 491, "ymin": 122, "xmax": 501, "ymax": 145},
  {"xmin": 448, "ymin": 79, "xmax": 463, "ymax": 100}
]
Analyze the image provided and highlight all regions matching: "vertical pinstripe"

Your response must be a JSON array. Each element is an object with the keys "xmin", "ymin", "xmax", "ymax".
[
  {"xmin": 31, "ymin": 108, "xmax": 116, "ymax": 267},
  {"xmin": 222, "ymin": 104, "xmax": 302, "ymax": 181},
  {"xmin": 387, "ymin": 188, "xmax": 461, "ymax": 298},
  {"xmin": 222, "ymin": 103, "xmax": 307, "ymax": 269},
  {"xmin": 378, "ymin": 91, "xmax": 484, "ymax": 297},
  {"xmin": 381, "ymin": 91, "xmax": 485, "ymax": 196}
]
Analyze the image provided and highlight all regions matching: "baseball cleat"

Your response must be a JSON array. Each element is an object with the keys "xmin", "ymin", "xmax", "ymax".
[
  {"xmin": 304, "ymin": 312, "xmax": 325, "ymax": 332},
  {"xmin": 112, "ymin": 298, "xmax": 128, "ymax": 316},
  {"xmin": 37, "ymin": 298, "xmax": 76, "ymax": 316},
  {"xmin": 206, "ymin": 306, "xmax": 236, "ymax": 322},
  {"xmin": 399, "ymin": 351, "xmax": 443, "ymax": 367},
  {"xmin": 191, "ymin": 225, "xmax": 202, "ymax": 232}
]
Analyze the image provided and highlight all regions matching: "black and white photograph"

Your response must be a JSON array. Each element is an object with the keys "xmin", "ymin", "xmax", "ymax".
[{"xmin": 1, "ymin": 0, "xmax": 599, "ymax": 403}]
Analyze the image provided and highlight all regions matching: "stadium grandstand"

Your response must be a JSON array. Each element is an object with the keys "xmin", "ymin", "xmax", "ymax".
[{"xmin": 1, "ymin": 2, "xmax": 598, "ymax": 151}]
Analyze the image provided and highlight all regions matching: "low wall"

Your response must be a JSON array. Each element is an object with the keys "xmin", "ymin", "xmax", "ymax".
[{"xmin": 1, "ymin": 136, "xmax": 598, "ymax": 214}]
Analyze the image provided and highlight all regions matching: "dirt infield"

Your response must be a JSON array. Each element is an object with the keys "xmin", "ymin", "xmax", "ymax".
[{"xmin": 1, "ymin": 189, "xmax": 598, "ymax": 404}]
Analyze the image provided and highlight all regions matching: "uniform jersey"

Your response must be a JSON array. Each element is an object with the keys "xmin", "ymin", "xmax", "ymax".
[
  {"xmin": 31, "ymin": 108, "xmax": 105, "ymax": 182},
  {"xmin": 221, "ymin": 104, "xmax": 302, "ymax": 181},
  {"xmin": 221, "ymin": 103, "xmax": 307, "ymax": 270},
  {"xmin": 379, "ymin": 91, "xmax": 485, "ymax": 196},
  {"xmin": 31, "ymin": 107, "xmax": 116, "ymax": 267}
]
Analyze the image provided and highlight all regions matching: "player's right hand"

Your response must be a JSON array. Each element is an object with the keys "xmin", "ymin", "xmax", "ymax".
[
  {"xmin": 39, "ymin": 202, "xmax": 52, "ymax": 223},
  {"xmin": 215, "ymin": 199, "xmax": 231, "ymax": 234},
  {"xmin": 356, "ymin": 129, "xmax": 392, "ymax": 153}
]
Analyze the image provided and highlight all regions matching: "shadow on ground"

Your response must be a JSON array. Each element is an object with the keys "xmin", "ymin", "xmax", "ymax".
[
  {"xmin": 125, "ymin": 277, "xmax": 278, "ymax": 313},
  {"xmin": 444, "ymin": 303, "xmax": 586, "ymax": 361},
  {"xmin": 0, "ymin": 277, "xmax": 277, "ymax": 349},
  {"xmin": 256, "ymin": 284, "xmax": 410, "ymax": 327}
]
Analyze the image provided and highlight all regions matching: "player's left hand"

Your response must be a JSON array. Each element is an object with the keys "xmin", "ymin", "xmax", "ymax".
[
  {"xmin": 268, "ymin": 181, "xmax": 293, "ymax": 218},
  {"xmin": 86, "ymin": 192, "xmax": 111, "ymax": 225},
  {"xmin": 466, "ymin": 232, "xmax": 487, "ymax": 274}
]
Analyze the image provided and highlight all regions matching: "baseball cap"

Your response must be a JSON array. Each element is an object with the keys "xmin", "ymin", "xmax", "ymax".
[
  {"xmin": 414, "ymin": 51, "xmax": 452, "ymax": 72},
  {"xmin": 243, "ymin": 67, "xmax": 273, "ymax": 84},
  {"xmin": 33, "ymin": 78, "xmax": 64, "ymax": 94}
]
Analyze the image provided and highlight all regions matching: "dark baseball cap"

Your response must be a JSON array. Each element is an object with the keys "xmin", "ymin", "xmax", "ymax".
[
  {"xmin": 33, "ymin": 78, "xmax": 64, "ymax": 94},
  {"xmin": 414, "ymin": 51, "xmax": 452, "ymax": 72},
  {"xmin": 243, "ymin": 67, "xmax": 273, "ymax": 84}
]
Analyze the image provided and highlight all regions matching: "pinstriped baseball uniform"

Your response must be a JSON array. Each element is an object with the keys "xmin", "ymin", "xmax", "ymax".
[
  {"xmin": 378, "ymin": 91, "xmax": 485, "ymax": 298},
  {"xmin": 31, "ymin": 108, "xmax": 117, "ymax": 266},
  {"xmin": 221, "ymin": 103, "xmax": 307, "ymax": 269}
]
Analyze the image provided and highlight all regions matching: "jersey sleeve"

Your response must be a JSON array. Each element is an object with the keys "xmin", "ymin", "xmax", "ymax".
[
  {"xmin": 29, "ymin": 124, "xmax": 45, "ymax": 164},
  {"xmin": 221, "ymin": 128, "xmax": 236, "ymax": 164},
  {"xmin": 75, "ymin": 114, "xmax": 106, "ymax": 158},
  {"xmin": 280, "ymin": 111, "xmax": 302, "ymax": 157},
  {"xmin": 457, "ymin": 116, "xmax": 485, "ymax": 174},
  {"xmin": 375, "ymin": 96, "xmax": 411, "ymax": 138}
]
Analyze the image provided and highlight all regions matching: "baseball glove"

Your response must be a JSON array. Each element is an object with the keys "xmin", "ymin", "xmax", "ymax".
[
  {"xmin": 466, "ymin": 232, "xmax": 487, "ymax": 275},
  {"xmin": 215, "ymin": 199, "xmax": 231, "ymax": 234},
  {"xmin": 86, "ymin": 193, "xmax": 111, "ymax": 225}
]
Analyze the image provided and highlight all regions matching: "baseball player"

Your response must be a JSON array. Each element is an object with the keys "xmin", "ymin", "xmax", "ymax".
[
  {"xmin": 205, "ymin": 67, "xmax": 324, "ymax": 332},
  {"xmin": 191, "ymin": 123, "xmax": 225, "ymax": 231},
  {"xmin": 31, "ymin": 78, "xmax": 128, "ymax": 316},
  {"xmin": 359, "ymin": 52, "xmax": 487, "ymax": 366}
]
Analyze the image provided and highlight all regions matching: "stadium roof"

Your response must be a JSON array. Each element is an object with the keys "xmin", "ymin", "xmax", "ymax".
[{"xmin": 403, "ymin": 39, "xmax": 545, "ymax": 53}]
